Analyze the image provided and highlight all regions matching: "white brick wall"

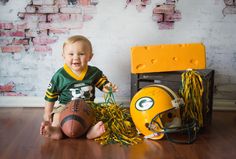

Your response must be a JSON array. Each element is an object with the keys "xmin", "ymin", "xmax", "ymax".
[{"xmin": 0, "ymin": 0, "xmax": 236, "ymax": 107}]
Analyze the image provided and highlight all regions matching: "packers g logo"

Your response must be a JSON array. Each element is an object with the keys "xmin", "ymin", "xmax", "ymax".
[{"xmin": 135, "ymin": 97, "xmax": 154, "ymax": 111}]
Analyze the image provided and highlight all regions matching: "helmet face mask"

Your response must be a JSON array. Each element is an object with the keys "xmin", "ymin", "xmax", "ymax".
[
  {"xmin": 130, "ymin": 84, "xmax": 199, "ymax": 144},
  {"xmin": 149, "ymin": 108, "xmax": 198, "ymax": 144}
]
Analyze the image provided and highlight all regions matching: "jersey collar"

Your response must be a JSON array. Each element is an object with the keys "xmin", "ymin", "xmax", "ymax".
[{"xmin": 63, "ymin": 64, "xmax": 88, "ymax": 80}]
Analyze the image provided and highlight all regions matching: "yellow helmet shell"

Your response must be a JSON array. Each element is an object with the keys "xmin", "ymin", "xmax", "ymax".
[{"xmin": 130, "ymin": 84, "xmax": 178, "ymax": 140}]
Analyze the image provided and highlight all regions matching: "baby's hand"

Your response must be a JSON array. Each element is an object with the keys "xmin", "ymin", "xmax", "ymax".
[{"xmin": 103, "ymin": 82, "xmax": 118, "ymax": 93}]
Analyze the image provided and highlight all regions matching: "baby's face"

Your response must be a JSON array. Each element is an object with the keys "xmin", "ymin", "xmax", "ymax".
[{"xmin": 63, "ymin": 41, "xmax": 92, "ymax": 74}]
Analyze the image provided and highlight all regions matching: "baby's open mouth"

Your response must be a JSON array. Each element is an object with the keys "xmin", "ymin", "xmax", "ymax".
[{"xmin": 72, "ymin": 63, "xmax": 80, "ymax": 66}]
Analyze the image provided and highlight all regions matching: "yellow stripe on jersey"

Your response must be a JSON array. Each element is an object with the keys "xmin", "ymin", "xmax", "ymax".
[
  {"xmin": 45, "ymin": 91, "xmax": 59, "ymax": 99},
  {"xmin": 46, "ymin": 91, "xmax": 59, "ymax": 96},
  {"xmin": 97, "ymin": 80, "xmax": 106, "ymax": 88},
  {"xmin": 95, "ymin": 76, "xmax": 107, "ymax": 88},
  {"xmin": 95, "ymin": 77, "xmax": 104, "ymax": 86},
  {"xmin": 45, "ymin": 94, "xmax": 58, "ymax": 99},
  {"xmin": 64, "ymin": 64, "xmax": 88, "ymax": 81}
]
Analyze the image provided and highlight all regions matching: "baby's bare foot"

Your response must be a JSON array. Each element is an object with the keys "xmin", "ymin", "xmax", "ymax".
[
  {"xmin": 40, "ymin": 121, "xmax": 50, "ymax": 135},
  {"xmin": 40, "ymin": 121, "xmax": 63, "ymax": 140},
  {"xmin": 86, "ymin": 121, "xmax": 105, "ymax": 139}
]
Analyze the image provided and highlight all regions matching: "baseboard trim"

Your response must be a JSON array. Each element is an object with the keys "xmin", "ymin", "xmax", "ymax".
[
  {"xmin": 0, "ymin": 96, "xmax": 45, "ymax": 107},
  {"xmin": 213, "ymin": 99, "xmax": 236, "ymax": 111},
  {"xmin": 0, "ymin": 96, "xmax": 130, "ymax": 107},
  {"xmin": 0, "ymin": 96, "xmax": 236, "ymax": 111}
]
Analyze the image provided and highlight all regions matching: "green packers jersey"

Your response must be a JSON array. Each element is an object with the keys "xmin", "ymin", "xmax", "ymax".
[{"xmin": 45, "ymin": 64, "xmax": 109, "ymax": 104}]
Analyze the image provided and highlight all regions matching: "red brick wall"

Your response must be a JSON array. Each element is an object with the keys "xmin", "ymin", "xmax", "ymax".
[
  {"xmin": 126, "ymin": 0, "xmax": 182, "ymax": 29},
  {"xmin": 223, "ymin": 0, "xmax": 236, "ymax": 15},
  {"xmin": 0, "ymin": 0, "xmax": 98, "ymax": 53}
]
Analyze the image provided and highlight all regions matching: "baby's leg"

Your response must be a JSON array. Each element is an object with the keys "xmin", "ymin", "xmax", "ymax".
[
  {"xmin": 40, "ymin": 113, "xmax": 63, "ymax": 140},
  {"xmin": 86, "ymin": 121, "xmax": 105, "ymax": 139}
]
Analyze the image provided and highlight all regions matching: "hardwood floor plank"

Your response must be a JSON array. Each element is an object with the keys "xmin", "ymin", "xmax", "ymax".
[{"xmin": 0, "ymin": 108, "xmax": 236, "ymax": 159}]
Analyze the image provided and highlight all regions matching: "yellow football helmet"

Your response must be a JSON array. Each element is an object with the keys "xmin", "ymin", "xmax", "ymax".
[{"xmin": 130, "ymin": 84, "xmax": 198, "ymax": 144}]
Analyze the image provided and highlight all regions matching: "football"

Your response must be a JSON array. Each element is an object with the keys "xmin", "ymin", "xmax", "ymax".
[{"xmin": 60, "ymin": 99, "xmax": 95, "ymax": 138}]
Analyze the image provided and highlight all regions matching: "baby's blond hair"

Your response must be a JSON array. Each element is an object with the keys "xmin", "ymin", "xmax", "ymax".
[{"xmin": 63, "ymin": 35, "xmax": 93, "ymax": 54}]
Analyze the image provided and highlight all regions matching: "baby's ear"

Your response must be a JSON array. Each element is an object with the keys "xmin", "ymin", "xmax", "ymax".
[{"xmin": 88, "ymin": 53, "xmax": 93, "ymax": 61}]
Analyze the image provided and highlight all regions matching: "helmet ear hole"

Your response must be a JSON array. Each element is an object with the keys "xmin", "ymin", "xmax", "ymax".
[
  {"xmin": 145, "ymin": 123, "xmax": 149, "ymax": 128},
  {"xmin": 167, "ymin": 112, "xmax": 173, "ymax": 118}
]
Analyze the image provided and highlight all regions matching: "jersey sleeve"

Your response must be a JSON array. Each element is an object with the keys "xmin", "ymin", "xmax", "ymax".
[
  {"xmin": 95, "ymin": 74, "xmax": 109, "ymax": 91},
  {"xmin": 91, "ymin": 67, "xmax": 110, "ymax": 91},
  {"xmin": 44, "ymin": 74, "xmax": 60, "ymax": 102}
]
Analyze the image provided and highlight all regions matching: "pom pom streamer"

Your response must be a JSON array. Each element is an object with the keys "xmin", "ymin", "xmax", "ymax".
[
  {"xmin": 89, "ymin": 91, "xmax": 142, "ymax": 145},
  {"xmin": 179, "ymin": 70, "xmax": 204, "ymax": 127}
]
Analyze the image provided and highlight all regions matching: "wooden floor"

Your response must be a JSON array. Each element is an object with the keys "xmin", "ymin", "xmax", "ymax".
[{"xmin": 0, "ymin": 108, "xmax": 236, "ymax": 159}]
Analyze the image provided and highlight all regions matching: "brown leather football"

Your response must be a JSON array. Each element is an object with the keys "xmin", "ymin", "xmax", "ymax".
[{"xmin": 59, "ymin": 99, "xmax": 95, "ymax": 138}]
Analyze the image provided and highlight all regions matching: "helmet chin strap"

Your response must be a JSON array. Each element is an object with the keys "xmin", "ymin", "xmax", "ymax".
[{"xmin": 144, "ymin": 132, "xmax": 163, "ymax": 139}]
